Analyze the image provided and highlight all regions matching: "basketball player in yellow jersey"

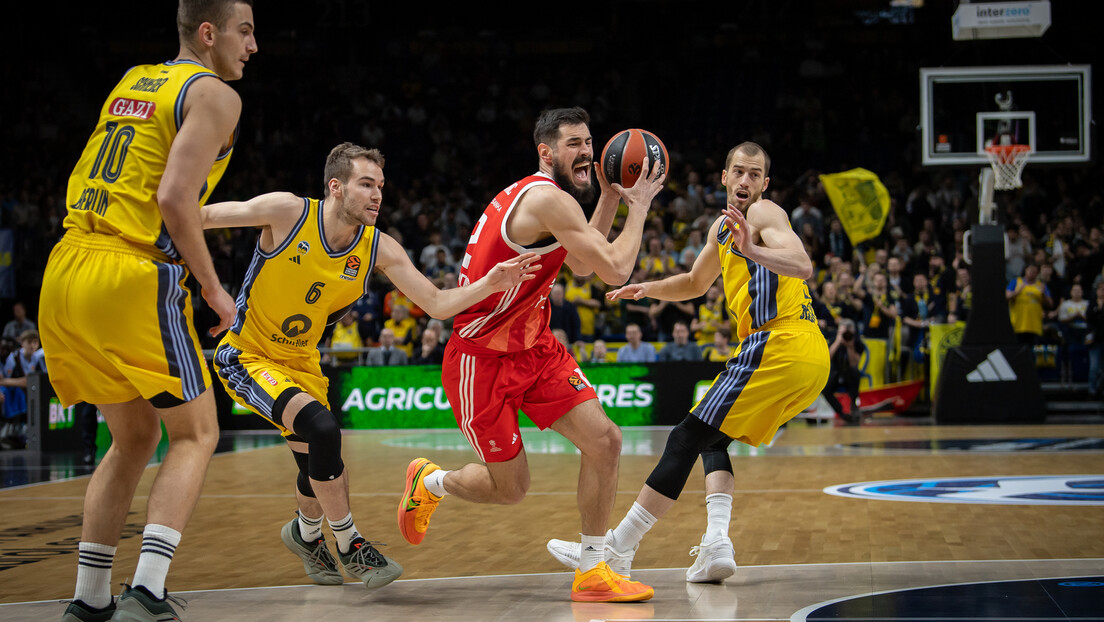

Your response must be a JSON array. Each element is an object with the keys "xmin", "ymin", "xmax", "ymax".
[
  {"xmin": 548, "ymin": 141, "xmax": 829, "ymax": 589},
  {"xmin": 201, "ymin": 143, "xmax": 538, "ymax": 590},
  {"xmin": 39, "ymin": 3, "xmax": 257, "ymax": 620}
]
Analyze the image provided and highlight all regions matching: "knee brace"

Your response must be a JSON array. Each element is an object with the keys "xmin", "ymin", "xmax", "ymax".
[
  {"xmin": 646, "ymin": 415, "xmax": 731, "ymax": 500},
  {"xmin": 291, "ymin": 449, "xmax": 315, "ymax": 498},
  {"xmin": 272, "ymin": 387, "xmax": 304, "ymax": 428},
  {"xmin": 701, "ymin": 434, "xmax": 734, "ymax": 476},
  {"xmin": 292, "ymin": 401, "xmax": 345, "ymax": 482}
]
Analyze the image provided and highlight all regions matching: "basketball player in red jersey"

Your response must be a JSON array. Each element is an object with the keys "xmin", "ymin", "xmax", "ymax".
[{"xmin": 398, "ymin": 107, "xmax": 665, "ymax": 602}]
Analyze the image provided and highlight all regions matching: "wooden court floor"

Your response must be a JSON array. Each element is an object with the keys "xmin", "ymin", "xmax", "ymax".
[{"xmin": 1, "ymin": 420, "xmax": 1102, "ymax": 621}]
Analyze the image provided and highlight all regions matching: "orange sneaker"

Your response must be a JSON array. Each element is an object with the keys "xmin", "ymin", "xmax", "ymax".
[
  {"xmin": 570, "ymin": 561, "xmax": 654, "ymax": 602},
  {"xmin": 398, "ymin": 458, "xmax": 442, "ymax": 545}
]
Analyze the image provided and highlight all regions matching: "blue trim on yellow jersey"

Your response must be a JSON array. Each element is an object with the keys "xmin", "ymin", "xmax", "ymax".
[
  {"xmin": 258, "ymin": 198, "xmax": 310, "ymax": 260},
  {"xmin": 364, "ymin": 229, "xmax": 381, "ymax": 297},
  {"xmin": 746, "ymin": 259, "xmax": 779, "ymax": 330},
  {"xmin": 173, "ymin": 71, "xmax": 219, "ymax": 131},
  {"xmin": 214, "ymin": 343, "xmax": 275, "ymax": 419},
  {"xmin": 157, "ymin": 262, "xmax": 205, "ymax": 401},
  {"xmin": 316, "ymin": 198, "xmax": 365, "ymax": 257},
  {"xmin": 216, "ymin": 123, "xmax": 239, "ymax": 161},
  {"xmin": 164, "ymin": 59, "xmax": 207, "ymax": 68},
  {"xmin": 230, "ymin": 250, "xmax": 267, "ymax": 336},
  {"xmin": 155, "ymin": 223, "xmax": 179, "ymax": 260},
  {"xmin": 693, "ymin": 330, "xmax": 769, "ymax": 427}
]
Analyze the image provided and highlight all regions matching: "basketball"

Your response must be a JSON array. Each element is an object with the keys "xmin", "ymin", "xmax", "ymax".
[{"xmin": 600, "ymin": 128, "xmax": 669, "ymax": 188}]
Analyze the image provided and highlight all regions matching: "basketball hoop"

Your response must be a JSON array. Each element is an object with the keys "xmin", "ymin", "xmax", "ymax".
[{"xmin": 984, "ymin": 144, "xmax": 1030, "ymax": 190}]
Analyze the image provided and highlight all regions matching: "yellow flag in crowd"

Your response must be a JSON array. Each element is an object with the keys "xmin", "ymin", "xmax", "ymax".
[{"xmin": 818, "ymin": 168, "xmax": 890, "ymax": 246}]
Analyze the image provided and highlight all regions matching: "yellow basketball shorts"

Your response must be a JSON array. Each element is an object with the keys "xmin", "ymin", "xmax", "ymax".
[
  {"xmin": 691, "ymin": 324, "xmax": 830, "ymax": 446},
  {"xmin": 38, "ymin": 231, "xmax": 210, "ymax": 407},
  {"xmin": 213, "ymin": 338, "xmax": 330, "ymax": 436}
]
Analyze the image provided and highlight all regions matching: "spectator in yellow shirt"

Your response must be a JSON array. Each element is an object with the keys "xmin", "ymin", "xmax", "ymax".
[{"xmin": 384, "ymin": 304, "xmax": 419, "ymax": 357}]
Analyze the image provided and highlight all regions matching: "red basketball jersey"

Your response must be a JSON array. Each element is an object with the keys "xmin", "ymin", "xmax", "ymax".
[{"xmin": 452, "ymin": 173, "xmax": 568, "ymax": 354}]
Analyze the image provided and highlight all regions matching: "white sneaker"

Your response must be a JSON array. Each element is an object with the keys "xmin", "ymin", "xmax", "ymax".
[
  {"xmin": 686, "ymin": 536, "xmax": 737, "ymax": 583},
  {"xmin": 546, "ymin": 530, "xmax": 637, "ymax": 577}
]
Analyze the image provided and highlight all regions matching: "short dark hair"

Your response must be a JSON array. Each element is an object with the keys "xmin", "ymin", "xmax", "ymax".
[
  {"xmin": 533, "ymin": 107, "xmax": 590, "ymax": 149},
  {"xmin": 177, "ymin": 0, "xmax": 253, "ymax": 41},
  {"xmin": 324, "ymin": 142, "xmax": 385, "ymax": 196},
  {"xmin": 724, "ymin": 141, "xmax": 771, "ymax": 176}
]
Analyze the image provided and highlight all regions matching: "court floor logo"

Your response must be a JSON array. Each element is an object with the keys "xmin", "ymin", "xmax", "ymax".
[{"xmin": 825, "ymin": 475, "xmax": 1104, "ymax": 505}]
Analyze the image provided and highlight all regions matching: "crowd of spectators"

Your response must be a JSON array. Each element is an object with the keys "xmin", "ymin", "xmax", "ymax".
[{"xmin": 2, "ymin": 4, "xmax": 1103, "ymax": 409}]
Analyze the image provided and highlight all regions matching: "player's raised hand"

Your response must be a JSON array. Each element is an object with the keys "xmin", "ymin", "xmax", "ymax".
[
  {"xmin": 723, "ymin": 204, "xmax": 752, "ymax": 253},
  {"xmin": 593, "ymin": 161, "xmax": 613, "ymax": 195},
  {"xmin": 612, "ymin": 156, "xmax": 666, "ymax": 211},
  {"xmin": 485, "ymin": 252, "xmax": 542, "ymax": 292},
  {"xmin": 607, "ymin": 282, "xmax": 650, "ymax": 301}
]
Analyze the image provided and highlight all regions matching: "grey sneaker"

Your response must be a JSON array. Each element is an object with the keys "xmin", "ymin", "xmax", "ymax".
[
  {"xmin": 61, "ymin": 599, "xmax": 115, "ymax": 621},
  {"xmin": 685, "ymin": 536, "xmax": 737, "ymax": 583},
  {"xmin": 109, "ymin": 584, "xmax": 184, "ymax": 621},
  {"xmin": 545, "ymin": 530, "xmax": 637, "ymax": 577},
  {"xmin": 338, "ymin": 538, "xmax": 402, "ymax": 589},
  {"xmin": 280, "ymin": 518, "xmax": 344, "ymax": 585}
]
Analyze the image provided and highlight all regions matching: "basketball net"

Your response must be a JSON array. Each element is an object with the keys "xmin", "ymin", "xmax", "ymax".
[{"xmin": 984, "ymin": 143, "xmax": 1030, "ymax": 191}]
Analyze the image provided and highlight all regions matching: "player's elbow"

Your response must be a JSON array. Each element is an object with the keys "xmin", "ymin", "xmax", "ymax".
[
  {"xmin": 597, "ymin": 264, "xmax": 633, "ymax": 287},
  {"xmin": 425, "ymin": 308, "xmax": 451, "ymax": 321},
  {"xmin": 156, "ymin": 187, "xmax": 191, "ymax": 222},
  {"xmin": 793, "ymin": 255, "xmax": 814, "ymax": 281}
]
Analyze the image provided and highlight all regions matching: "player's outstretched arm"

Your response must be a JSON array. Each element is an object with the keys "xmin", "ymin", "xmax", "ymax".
[
  {"xmin": 200, "ymin": 192, "xmax": 302, "ymax": 230},
  {"xmin": 724, "ymin": 200, "xmax": 813, "ymax": 280},
  {"xmin": 375, "ymin": 234, "xmax": 541, "ymax": 319},
  {"xmin": 607, "ymin": 216, "xmax": 724, "ymax": 303}
]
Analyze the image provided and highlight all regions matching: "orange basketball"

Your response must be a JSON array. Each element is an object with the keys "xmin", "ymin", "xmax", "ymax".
[{"xmin": 600, "ymin": 128, "xmax": 669, "ymax": 187}]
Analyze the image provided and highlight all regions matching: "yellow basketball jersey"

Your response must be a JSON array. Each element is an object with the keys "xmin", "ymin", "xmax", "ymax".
[
  {"xmin": 64, "ymin": 60, "xmax": 237, "ymax": 259},
  {"xmin": 226, "ymin": 198, "xmax": 379, "ymax": 362},
  {"xmin": 716, "ymin": 221, "xmax": 818, "ymax": 341}
]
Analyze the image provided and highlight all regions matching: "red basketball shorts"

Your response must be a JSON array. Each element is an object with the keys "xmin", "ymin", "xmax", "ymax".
[{"xmin": 441, "ymin": 331, "xmax": 597, "ymax": 463}]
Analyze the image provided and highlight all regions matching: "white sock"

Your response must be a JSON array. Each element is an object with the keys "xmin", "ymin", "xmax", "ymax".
[
  {"xmin": 328, "ymin": 513, "xmax": 360, "ymax": 554},
  {"xmin": 132, "ymin": 524, "xmax": 181, "ymax": 598},
  {"xmin": 423, "ymin": 469, "xmax": 448, "ymax": 498},
  {"xmin": 579, "ymin": 534, "xmax": 605, "ymax": 571},
  {"xmin": 74, "ymin": 542, "xmax": 116, "ymax": 609},
  {"xmin": 609, "ymin": 502, "xmax": 657, "ymax": 552},
  {"xmin": 298, "ymin": 511, "xmax": 324, "ymax": 542},
  {"xmin": 704, "ymin": 493, "xmax": 733, "ymax": 542}
]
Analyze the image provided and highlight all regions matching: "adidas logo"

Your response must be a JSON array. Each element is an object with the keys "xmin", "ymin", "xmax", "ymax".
[
  {"xmin": 966, "ymin": 350, "xmax": 1018, "ymax": 382},
  {"xmin": 289, "ymin": 255, "xmax": 301, "ymax": 264}
]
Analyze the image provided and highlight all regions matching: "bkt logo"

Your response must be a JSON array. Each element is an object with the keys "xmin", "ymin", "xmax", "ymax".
[{"xmin": 825, "ymin": 475, "xmax": 1104, "ymax": 506}]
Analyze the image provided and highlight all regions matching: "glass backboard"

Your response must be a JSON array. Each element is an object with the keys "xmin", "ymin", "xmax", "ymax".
[{"xmin": 920, "ymin": 65, "xmax": 1091, "ymax": 166}]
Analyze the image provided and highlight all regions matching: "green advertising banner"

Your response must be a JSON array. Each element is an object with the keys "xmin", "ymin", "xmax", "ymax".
[{"xmin": 335, "ymin": 363, "xmax": 676, "ymax": 429}]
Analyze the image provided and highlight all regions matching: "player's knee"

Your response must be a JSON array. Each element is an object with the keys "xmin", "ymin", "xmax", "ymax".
[
  {"xmin": 293, "ymin": 402, "xmax": 344, "ymax": 481},
  {"xmin": 579, "ymin": 418, "xmax": 622, "ymax": 460},
  {"xmin": 701, "ymin": 435, "xmax": 734, "ymax": 475},
  {"xmin": 292, "ymin": 401, "xmax": 341, "ymax": 449},
  {"xmin": 292, "ymin": 450, "xmax": 315, "ymax": 497},
  {"xmin": 645, "ymin": 416, "xmax": 711, "ymax": 499},
  {"xmin": 496, "ymin": 476, "xmax": 529, "ymax": 505},
  {"xmin": 701, "ymin": 448, "xmax": 733, "ymax": 475},
  {"xmin": 194, "ymin": 416, "xmax": 221, "ymax": 452},
  {"xmin": 296, "ymin": 470, "xmax": 315, "ymax": 497},
  {"xmin": 115, "ymin": 423, "xmax": 162, "ymax": 455}
]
